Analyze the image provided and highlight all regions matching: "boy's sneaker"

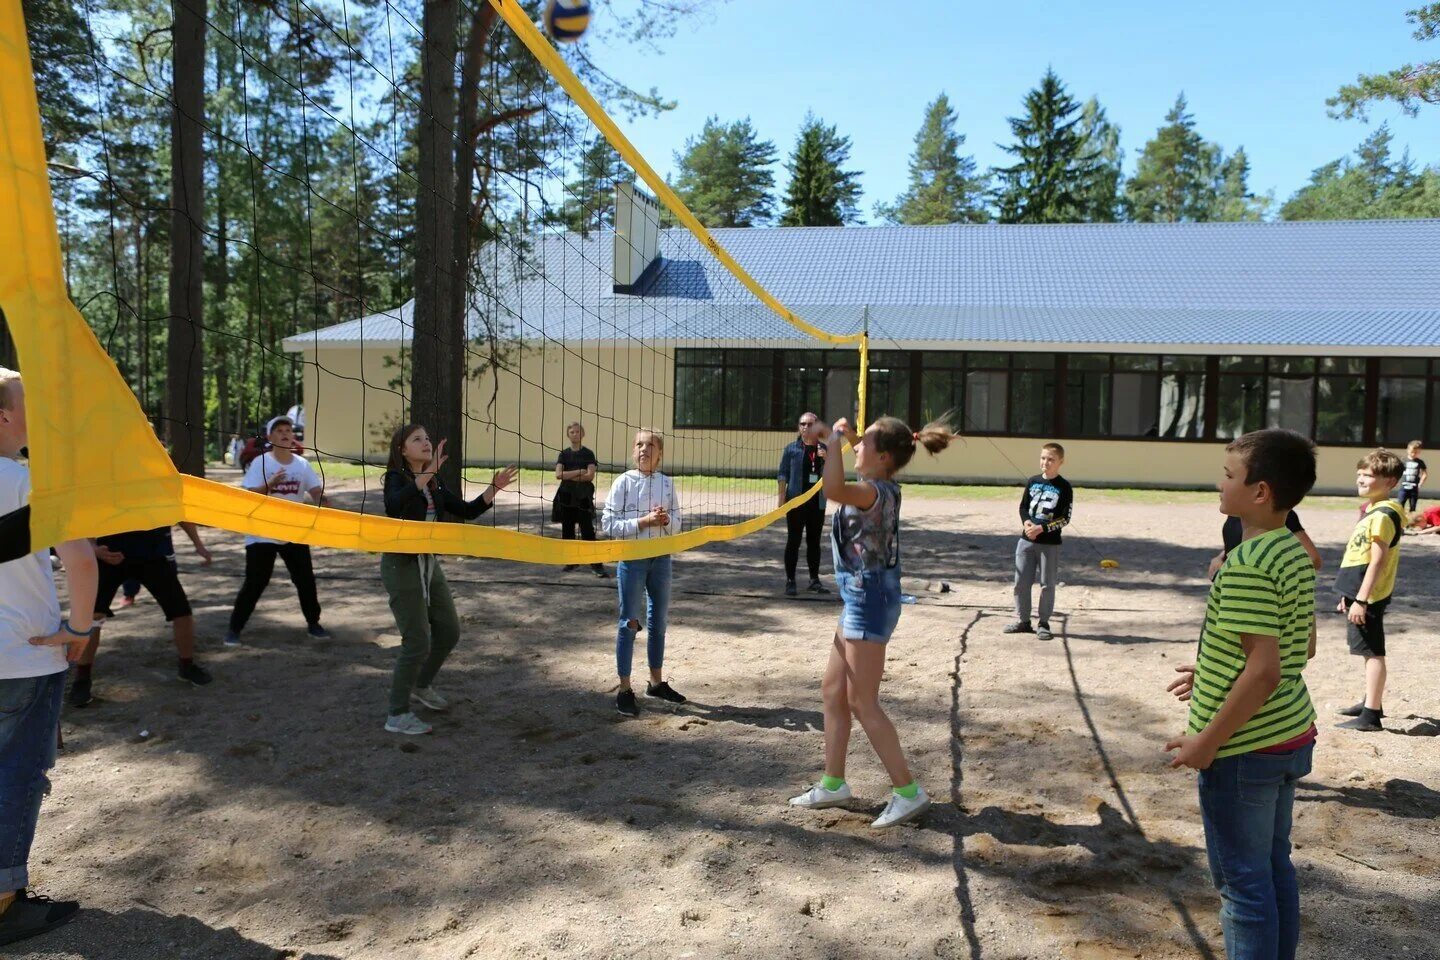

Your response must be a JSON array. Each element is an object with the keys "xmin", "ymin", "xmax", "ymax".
[
  {"xmin": 1336, "ymin": 708, "xmax": 1384, "ymax": 732},
  {"xmin": 1036, "ymin": 622, "xmax": 1053, "ymax": 641},
  {"xmin": 222, "ymin": 630, "xmax": 242, "ymax": 647},
  {"xmin": 306, "ymin": 624, "xmax": 333, "ymax": 640},
  {"xmin": 1002, "ymin": 621, "xmax": 1034, "ymax": 634},
  {"xmin": 872, "ymin": 785, "xmax": 932, "ymax": 829},
  {"xmin": 645, "ymin": 681, "xmax": 687, "ymax": 704},
  {"xmin": 117, "ymin": 595, "xmax": 136, "ymax": 609},
  {"xmin": 67, "ymin": 675, "xmax": 93, "ymax": 709},
  {"xmin": 178, "ymin": 662, "xmax": 213, "ymax": 686},
  {"xmin": 411, "ymin": 686, "xmax": 449, "ymax": 711},
  {"xmin": 788, "ymin": 781, "xmax": 853, "ymax": 809},
  {"xmin": 616, "ymin": 689, "xmax": 640, "ymax": 717},
  {"xmin": 1338, "ymin": 701, "xmax": 1384, "ymax": 718},
  {"xmin": 784, "ymin": 580, "xmax": 798, "ymax": 597},
  {"xmin": 0, "ymin": 889, "xmax": 80, "ymax": 946},
  {"xmin": 563, "ymin": 564, "xmax": 577, "ymax": 572},
  {"xmin": 384, "ymin": 712, "xmax": 432, "ymax": 735},
  {"xmin": 592, "ymin": 565, "xmax": 609, "ymax": 579},
  {"xmin": 807, "ymin": 579, "xmax": 830, "ymax": 595}
]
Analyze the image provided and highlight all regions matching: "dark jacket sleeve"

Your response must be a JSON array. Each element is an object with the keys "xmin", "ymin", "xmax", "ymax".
[
  {"xmin": 777, "ymin": 442, "xmax": 794, "ymax": 483},
  {"xmin": 438, "ymin": 480, "xmax": 494, "ymax": 521},
  {"xmin": 1286, "ymin": 510, "xmax": 1304, "ymax": 533},
  {"xmin": 1018, "ymin": 482, "xmax": 1031, "ymax": 523},
  {"xmin": 0, "ymin": 505, "xmax": 31, "ymax": 564},
  {"xmin": 1043, "ymin": 481, "xmax": 1074, "ymax": 533},
  {"xmin": 383, "ymin": 469, "xmax": 426, "ymax": 519}
]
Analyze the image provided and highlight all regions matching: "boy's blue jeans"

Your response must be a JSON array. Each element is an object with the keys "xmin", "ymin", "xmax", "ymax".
[
  {"xmin": 1198, "ymin": 742, "xmax": 1314, "ymax": 960},
  {"xmin": 0, "ymin": 671, "xmax": 66, "ymax": 891},
  {"xmin": 615, "ymin": 555, "xmax": 671, "ymax": 679}
]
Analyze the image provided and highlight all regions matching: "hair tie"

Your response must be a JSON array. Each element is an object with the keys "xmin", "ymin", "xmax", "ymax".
[{"xmin": 912, "ymin": 432, "xmax": 920, "ymax": 441}]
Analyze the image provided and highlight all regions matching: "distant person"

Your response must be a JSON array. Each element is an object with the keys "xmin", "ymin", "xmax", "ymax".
[
  {"xmin": 1406, "ymin": 503, "xmax": 1440, "ymax": 534},
  {"xmin": 1394, "ymin": 440, "xmax": 1426, "ymax": 512},
  {"xmin": 1335, "ymin": 450, "xmax": 1406, "ymax": 733},
  {"xmin": 1004, "ymin": 443, "xmax": 1072, "ymax": 642},
  {"xmin": 554, "ymin": 422, "xmax": 606, "ymax": 578},
  {"xmin": 1209, "ymin": 511, "xmax": 1322, "ymax": 579},
  {"xmin": 0, "ymin": 366, "xmax": 97, "ymax": 946},
  {"xmin": 777, "ymin": 412, "xmax": 829, "ymax": 597},
  {"xmin": 227, "ymin": 434, "xmax": 243, "ymax": 467},
  {"xmin": 224, "ymin": 416, "xmax": 330, "ymax": 646},
  {"xmin": 380, "ymin": 424, "xmax": 516, "ymax": 735}
]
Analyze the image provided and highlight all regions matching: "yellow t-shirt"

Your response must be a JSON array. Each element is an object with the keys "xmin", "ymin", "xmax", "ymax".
[{"xmin": 1334, "ymin": 500, "xmax": 1406, "ymax": 603}]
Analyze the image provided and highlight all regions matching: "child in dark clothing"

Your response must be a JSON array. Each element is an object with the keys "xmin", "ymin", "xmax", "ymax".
[{"xmin": 1004, "ymin": 443, "xmax": 1073, "ymax": 642}]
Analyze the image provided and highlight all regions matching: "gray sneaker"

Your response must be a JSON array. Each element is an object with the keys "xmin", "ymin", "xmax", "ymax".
[
  {"xmin": 411, "ymin": 686, "xmax": 449, "ymax": 711},
  {"xmin": 384, "ymin": 712, "xmax": 433, "ymax": 735},
  {"xmin": 1036, "ymin": 622, "xmax": 1053, "ymax": 641}
]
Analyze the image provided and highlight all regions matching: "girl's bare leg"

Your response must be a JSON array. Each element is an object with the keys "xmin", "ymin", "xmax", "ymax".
[
  {"xmin": 844, "ymin": 638, "xmax": 913, "ymax": 788},
  {"xmin": 821, "ymin": 631, "xmax": 852, "ymax": 779}
]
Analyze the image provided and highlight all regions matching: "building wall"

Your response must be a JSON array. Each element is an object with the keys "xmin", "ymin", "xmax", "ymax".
[{"xmin": 295, "ymin": 344, "xmax": 1373, "ymax": 494}]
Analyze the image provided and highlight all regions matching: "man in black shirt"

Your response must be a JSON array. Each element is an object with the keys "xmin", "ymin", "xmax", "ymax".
[{"xmin": 1004, "ymin": 443, "xmax": 1073, "ymax": 641}]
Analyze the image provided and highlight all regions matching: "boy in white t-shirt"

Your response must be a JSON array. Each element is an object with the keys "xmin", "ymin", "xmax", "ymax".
[
  {"xmin": 0, "ymin": 368, "xmax": 98, "ymax": 946},
  {"xmin": 223, "ymin": 416, "xmax": 330, "ymax": 646}
]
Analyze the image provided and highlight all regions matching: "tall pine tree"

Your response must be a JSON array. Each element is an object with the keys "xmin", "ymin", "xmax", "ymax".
[
  {"xmin": 554, "ymin": 136, "xmax": 631, "ymax": 235},
  {"xmin": 673, "ymin": 117, "xmax": 777, "ymax": 227},
  {"xmin": 1077, "ymin": 97, "xmax": 1123, "ymax": 222},
  {"xmin": 877, "ymin": 94, "xmax": 987, "ymax": 224},
  {"xmin": 780, "ymin": 113, "xmax": 862, "ymax": 226},
  {"xmin": 1281, "ymin": 125, "xmax": 1440, "ymax": 219},
  {"xmin": 1124, "ymin": 94, "xmax": 1221, "ymax": 222},
  {"xmin": 992, "ymin": 70, "xmax": 1102, "ymax": 223},
  {"xmin": 1212, "ymin": 147, "xmax": 1271, "ymax": 221}
]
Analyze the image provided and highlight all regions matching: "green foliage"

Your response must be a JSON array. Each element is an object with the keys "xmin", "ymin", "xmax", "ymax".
[
  {"xmin": 1328, "ymin": 4, "xmax": 1440, "ymax": 119},
  {"xmin": 1124, "ymin": 94, "xmax": 1221, "ymax": 222},
  {"xmin": 22, "ymin": 0, "xmax": 96, "ymax": 158},
  {"xmin": 876, "ymin": 94, "xmax": 987, "ymax": 224},
  {"xmin": 992, "ymin": 70, "xmax": 1104, "ymax": 223},
  {"xmin": 780, "ymin": 113, "xmax": 863, "ymax": 226},
  {"xmin": 1076, "ymin": 97, "xmax": 1123, "ymax": 223},
  {"xmin": 550, "ymin": 137, "xmax": 631, "ymax": 235},
  {"xmin": 1212, "ymin": 148, "xmax": 1272, "ymax": 222},
  {"xmin": 673, "ymin": 116, "xmax": 777, "ymax": 227},
  {"xmin": 1281, "ymin": 125, "xmax": 1440, "ymax": 219}
]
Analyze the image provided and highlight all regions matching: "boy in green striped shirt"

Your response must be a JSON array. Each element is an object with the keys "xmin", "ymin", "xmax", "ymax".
[{"xmin": 1166, "ymin": 429, "xmax": 1317, "ymax": 960}]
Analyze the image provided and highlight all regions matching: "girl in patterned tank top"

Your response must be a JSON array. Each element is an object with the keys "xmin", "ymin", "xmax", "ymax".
[{"xmin": 789, "ymin": 414, "xmax": 956, "ymax": 830}]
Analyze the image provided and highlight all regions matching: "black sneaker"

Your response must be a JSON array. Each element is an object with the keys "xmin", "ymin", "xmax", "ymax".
[
  {"xmin": 807, "ymin": 579, "xmax": 830, "ymax": 595},
  {"xmin": 1036, "ymin": 622, "xmax": 1053, "ymax": 641},
  {"xmin": 785, "ymin": 580, "xmax": 798, "ymax": 597},
  {"xmin": 178, "ymin": 662, "xmax": 213, "ymax": 686},
  {"xmin": 563, "ymin": 564, "xmax": 578, "ymax": 572},
  {"xmin": 1338, "ymin": 701, "xmax": 1384, "ymax": 718},
  {"xmin": 646, "ymin": 681, "xmax": 687, "ymax": 704},
  {"xmin": 592, "ymin": 565, "xmax": 609, "ymax": 579},
  {"xmin": 1002, "ymin": 621, "xmax": 1035, "ymax": 634},
  {"xmin": 68, "ymin": 675, "xmax": 93, "ymax": 709},
  {"xmin": 1336, "ymin": 708, "xmax": 1384, "ymax": 732},
  {"xmin": 616, "ymin": 689, "xmax": 640, "ymax": 717},
  {"xmin": 0, "ymin": 889, "xmax": 80, "ymax": 946},
  {"xmin": 306, "ymin": 624, "xmax": 333, "ymax": 640}
]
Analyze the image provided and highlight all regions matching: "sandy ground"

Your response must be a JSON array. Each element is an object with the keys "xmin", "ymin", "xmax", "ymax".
[{"xmin": 17, "ymin": 479, "xmax": 1440, "ymax": 960}]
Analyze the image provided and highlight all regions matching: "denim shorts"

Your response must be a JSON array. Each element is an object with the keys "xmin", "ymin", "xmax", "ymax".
[{"xmin": 835, "ymin": 568, "xmax": 902, "ymax": 643}]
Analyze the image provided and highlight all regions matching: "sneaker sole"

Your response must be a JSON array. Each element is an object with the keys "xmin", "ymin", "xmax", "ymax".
[
  {"xmin": 789, "ymin": 797, "xmax": 851, "ymax": 809},
  {"xmin": 0, "ymin": 907, "xmax": 79, "ymax": 946},
  {"xmin": 616, "ymin": 709, "xmax": 640, "ymax": 717},
  {"xmin": 410, "ymin": 699, "xmax": 449, "ymax": 712},
  {"xmin": 384, "ymin": 724, "xmax": 432, "ymax": 735},
  {"xmin": 873, "ymin": 798, "xmax": 931, "ymax": 829}
]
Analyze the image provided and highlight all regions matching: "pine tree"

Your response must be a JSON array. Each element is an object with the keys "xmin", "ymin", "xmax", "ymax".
[
  {"xmin": 553, "ymin": 137, "xmax": 630, "ymax": 235},
  {"xmin": 876, "ymin": 94, "xmax": 987, "ymax": 224},
  {"xmin": 780, "ymin": 113, "xmax": 863, "ymax": 226},
  {"xmin": 992, "ymin": 70, "xmax": 1102, "ymax": 223},
  {"xmin": 673, "ymin": 117, "xmax": 777, "ymax": 227},
  {"xmin": 1328, "ymin": 4, "xmax": 1439, "ymax": 119},
  {"xmin": 1281, "ymin": 125, "xmax": 1440, "ymax": 219},
  {"xmin": 1076, "ymin": 97, "xmax": 1123, "ymax": 222},
  {"xmin": 1211, "ymin": 147, "xmax": 1271, "ymax": 221},
  {"xmin": 1124, "ymin": 94, "xmax": 1221, "ymax": 222}
]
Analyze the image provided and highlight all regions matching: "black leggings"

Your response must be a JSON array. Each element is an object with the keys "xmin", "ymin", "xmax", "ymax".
[
  {"xmin": 229, "ymin": 542, "xmax": 322, "ymax": 632},
  {"xmin": 561, "ymin": 510, "xmax": 597, "ymax": 543},
  {"xmin": 784, "ymin": 501, "xmax": 825, "ymax": 581}
]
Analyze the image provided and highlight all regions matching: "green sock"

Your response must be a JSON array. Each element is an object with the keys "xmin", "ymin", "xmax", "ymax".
[
  {"xmin": 894, "ymin": 780, "xmax": 920, "ymax": 800},
  {"xmin": 821, "ymin": 774, "xmax": 845, "ymax": 792}
]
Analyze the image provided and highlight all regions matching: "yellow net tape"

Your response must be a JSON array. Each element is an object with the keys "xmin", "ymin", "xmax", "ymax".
[{"xmin": 0, "ymin": 1, "xmax": 866, "ymax": 562}]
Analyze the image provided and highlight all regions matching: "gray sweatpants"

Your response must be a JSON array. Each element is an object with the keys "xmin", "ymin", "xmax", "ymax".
[{"xmin": 1014, "ymin": 539, "xmax": 1060, "ymax": 624}]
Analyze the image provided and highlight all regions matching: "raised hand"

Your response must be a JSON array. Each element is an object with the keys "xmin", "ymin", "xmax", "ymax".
[{"xmin": 490, "ymin": 465, "xmax": 519, "ymax": 492}]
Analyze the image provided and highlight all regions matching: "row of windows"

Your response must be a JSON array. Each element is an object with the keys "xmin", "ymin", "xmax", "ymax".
[{"xmin": 672, "ymin": 349, "xmax": 1440, "ymax": 446}]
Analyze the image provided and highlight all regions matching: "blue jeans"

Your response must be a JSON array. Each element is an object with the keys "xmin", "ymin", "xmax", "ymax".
[
  {"xmin": 1198, "ymin": 742, "xmax": 1314, "ymax": 960},
  {"xmin": 0, "ymin": 671, "xmax": 66, "ymax": 890},
  {"xmin": 615, "ymin": 555, "xmax": 671, "ymax": 679}
]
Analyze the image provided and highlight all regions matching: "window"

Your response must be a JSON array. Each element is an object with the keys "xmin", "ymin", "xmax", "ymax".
[
  {"xmin": 674, "ymin": 348, "xmax": 774, "ymax": 428},
  {"xmin": 866, "ymin": 350, "xmax": 910, "ymax": 422},
  {"xmin": 1064, "ymin": 354, "xmax": 1111, "ymax": 436},
  {"xmin": 965, "ymin": 369, "xmax": 1007, "ymax": 432},
  {"xmin": 1316, "ymin": 374, "xmax": 1365, "ymax": 444},
  {"xmin": 783, "ymin": 350, "xmax": 824, "ymax": 424},
  {"xmin": 1377, "ymin": 377, "xmax": 1426, "ymax": 446},
  {"xmin": 920, "ymin": 352, "xmax": 964, "ymax": 425},
  {"xmin": 1159, "ymin": 356, "xmax": 1206, "ymax": 439}
]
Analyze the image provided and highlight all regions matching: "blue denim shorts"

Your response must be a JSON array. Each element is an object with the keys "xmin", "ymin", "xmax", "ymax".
[{"xmin": 835, "ymin": 569, "xmax": 902, "ymax": 643}]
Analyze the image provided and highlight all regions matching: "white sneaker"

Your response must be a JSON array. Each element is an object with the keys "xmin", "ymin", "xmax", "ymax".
[
  {"xmin": 872, "ymin": 786, "xmax": 931, "ymax": 828},
  {"xmin": 384, "ymin": 712, "xmax": 432, "ymax": 735},
  {"xmin": 788, "ymin": 781, "xmax": 853, "ymax": 809},
  {"xmin": 411, "ymin": 686, "xmax": 449, "ymax": 711}
]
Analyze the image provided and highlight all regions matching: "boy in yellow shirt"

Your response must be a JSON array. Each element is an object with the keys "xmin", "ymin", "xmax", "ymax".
[{"xmin": 1335, "ymin": 449, "xmax": 1406, "ymax": 733}]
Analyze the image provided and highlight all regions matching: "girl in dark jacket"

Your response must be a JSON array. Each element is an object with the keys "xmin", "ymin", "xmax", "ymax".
[{"xmin": 380, "ymin": 423, "xmax": 517, "ymax": 735}]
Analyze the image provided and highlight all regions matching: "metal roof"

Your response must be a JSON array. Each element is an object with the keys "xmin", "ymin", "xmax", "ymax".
[{"xmin": 283, "ymin": 220, "xmax": 1440, "ymax": 353}]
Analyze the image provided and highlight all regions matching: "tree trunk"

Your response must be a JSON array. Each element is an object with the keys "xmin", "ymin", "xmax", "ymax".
[
  {"xmin": 166, "ymin": 0, "xmax": 207, "ymax": 476},
  {"xmin": 412, "ymin": 0, "xmax": 462, "ymax": 493}
]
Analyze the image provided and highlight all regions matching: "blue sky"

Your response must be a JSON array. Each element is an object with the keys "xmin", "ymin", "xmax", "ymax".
[{"xmin": 583, "ymin": 0, "xmax": 1440, "ymax": 216}]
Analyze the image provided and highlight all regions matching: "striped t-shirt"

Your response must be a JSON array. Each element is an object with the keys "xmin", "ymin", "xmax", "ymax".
[{"xmin": 1188, "ymin": 526, "xmax": 1316, "ymax": 758}]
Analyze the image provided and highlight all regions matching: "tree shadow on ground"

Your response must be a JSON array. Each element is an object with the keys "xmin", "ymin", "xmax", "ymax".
[
  {"xmin": 1295, "ymin": 778, "xmax": 1440, "ymax": 820},
  {"xmin": 28, "ymin": 906, "xmax": 341, "ymax": 959}
]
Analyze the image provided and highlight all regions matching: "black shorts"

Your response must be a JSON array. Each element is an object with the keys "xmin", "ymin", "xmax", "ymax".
[
  {"xmin": 96, "ymin": 557, "xmax": 193, "ymax": 621},
  {"xmin": 1343, "ymin": 596, "xmax": 1387, "ymax": 657}
]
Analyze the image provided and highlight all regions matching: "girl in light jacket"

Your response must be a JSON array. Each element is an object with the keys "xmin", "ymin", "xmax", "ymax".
[{"xmin": 601, "ymin": 429, "xmax": 683, "ymax": 717}]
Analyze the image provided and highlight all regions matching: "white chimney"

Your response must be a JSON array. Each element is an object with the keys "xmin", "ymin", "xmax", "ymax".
[{"xmin": 612, "ymin": 181, "xmax": 661, "ymax": 293}]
